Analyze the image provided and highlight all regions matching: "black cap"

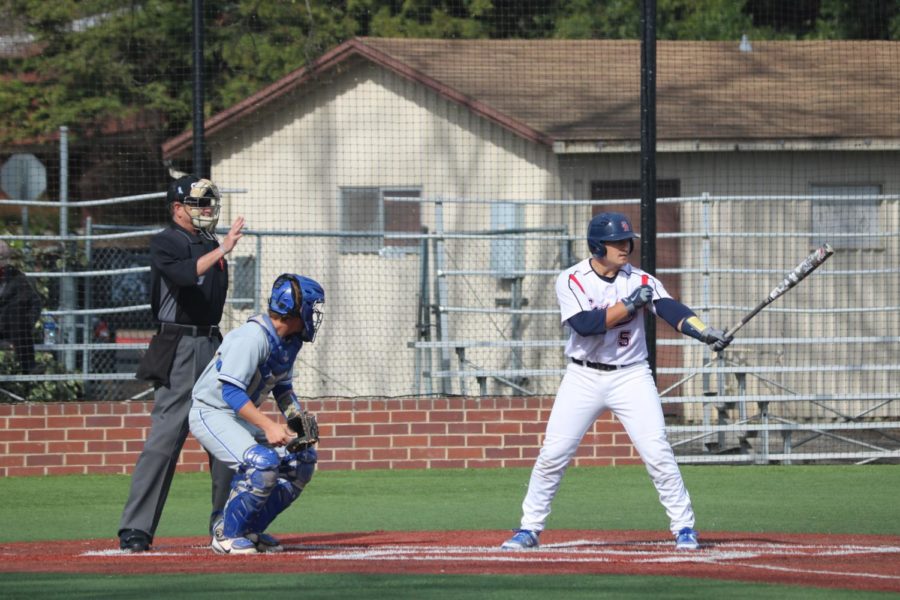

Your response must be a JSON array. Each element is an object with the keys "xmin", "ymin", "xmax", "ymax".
[{"xmin": 166, "ymin": 175, "xmax": 200, "ymax": 204}]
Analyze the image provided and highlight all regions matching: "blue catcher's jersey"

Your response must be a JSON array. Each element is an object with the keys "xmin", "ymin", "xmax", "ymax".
[{"xmin": 192, "ymin": 314, "xmax": 303, "ymax": 410}]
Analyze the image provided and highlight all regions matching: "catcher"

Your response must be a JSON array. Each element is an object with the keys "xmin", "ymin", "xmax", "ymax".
[{"xmin": 189, "ymin": 273, "xmax": 324, "ymax": 554}]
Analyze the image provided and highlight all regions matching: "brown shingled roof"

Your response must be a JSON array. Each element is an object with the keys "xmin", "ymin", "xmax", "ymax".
[{"xmin": 163, "ymin": 37, "xmax": 900, "ymax": 157}]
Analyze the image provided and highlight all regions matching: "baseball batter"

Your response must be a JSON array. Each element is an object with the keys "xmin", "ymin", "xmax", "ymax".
[
  {"xmin": 501, "ymin": 212, "xmax": 731, "ymax": 551},
  {"xmin": 189, "ymin": 273, "xmax": 324, "ymax": 554}
]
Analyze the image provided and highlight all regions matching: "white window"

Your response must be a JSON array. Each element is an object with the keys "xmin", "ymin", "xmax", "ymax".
[
  {"xmin": 339, "ymin": 187, "xmax": 421, "ymax": 254},
  {"xmin": 810, "ymin": 184, "xmax": 881, "ymax": 250}
]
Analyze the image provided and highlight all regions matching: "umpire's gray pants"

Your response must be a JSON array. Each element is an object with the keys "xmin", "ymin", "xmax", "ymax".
[{"xmin": 118, "ymin": 334, "xmax": 234, "ymax": 540}]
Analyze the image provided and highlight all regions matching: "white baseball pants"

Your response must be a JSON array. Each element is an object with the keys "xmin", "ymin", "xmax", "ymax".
[{"xmin": 519, "ymin": 361, "xmax": 695, "ymax": 535}]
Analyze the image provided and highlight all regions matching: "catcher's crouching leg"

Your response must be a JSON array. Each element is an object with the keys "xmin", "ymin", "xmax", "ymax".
[
  {"xmin": 248, "ymin": 447, "xmax": 318, "ymax": 538},
  {"xmin": 219, "ymin": 444, "xmax": 280, "ymax": 551}
]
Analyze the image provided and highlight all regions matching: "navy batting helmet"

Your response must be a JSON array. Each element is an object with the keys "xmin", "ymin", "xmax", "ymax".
[
  {"xmin": 268, "ymin": 274, "xmax": 325, "ymax": 342},
  {"xmin": 587, "ymin": 212, "xmax": 637, "ymax": 257}
]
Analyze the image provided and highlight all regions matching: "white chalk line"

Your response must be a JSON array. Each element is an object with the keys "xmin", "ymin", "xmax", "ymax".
[{"xmin": 298, "ymin": 541, "xmax": 900, "ymax": 581}]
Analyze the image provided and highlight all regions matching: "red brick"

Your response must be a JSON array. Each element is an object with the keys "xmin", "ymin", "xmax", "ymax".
[
  {"xmin": 430, "ymin": 435, "xmax": 466, "ymax": 447},
  {"xmin": 8, "ymin": 442, "xmax": 46, "ymax": 454},
  {"xmin": 378, "ymin": 448, "xmax": 409, "ymax": 460},
  {"xmin": 334, "ymin": 424, "xmax": 372, "ymax": 437},
  {"xmin": 67, "ymin": 454, "xmax": 104, "ymax": 466},
  {"xmin": 353, "ymin": 411, "xmax": 391, "ymax": 424},
  {"xmin": 410, "ymin": 447, "xmax": 445, "ymax": 460},
  {"xmin": 7, "ymin": 467, "xmax": 47, "ymax": 476},
  {"xmin": 46, "ymin": 416, "xmax": 84, "ymax": 429},
  {"xmin": 107, "ymin": 428, "xmax": 147, "ymax": 441},
  {"xmin": 410, "ymin": 423, "xmax": 446, "ymax": 434},
  {"xmin": 0, "ymin": 429, "xmax": 26, "ymax": 442},
  {"xmin": 503, "ymin": 459, "xmax": 537, "ymax": 468},
  {"xmin": 85, "ymin": 416, "xmax": 123, "ymax": 427},
  {"xmin": 8, "ymin": 417, "xmax": 45, "ymax": 429},
  {"xmin": 28, "ymin": 429, "xmax": 65, "ymax": 442},
  {"xmin": 94, "ymin": 465, "xmax": 130, "ymax": 475},
  {"xmin": 26, "ymin": 454, "xmax": 63, "ymax": 466},
  {"xmin": 486, "ymin": 447, "xmax": 520, "ymax": 458},
  {"xmin": 46, "ymin": 441, "xmax": 86, "ymax": 454},
  {"xmin": 522, "ymin": 422, "xmax": 548, "ymax": 434},
  {"xmin": 391, "ymin": 435, "xmax": 429, "ymax": 448},
  {"xmin": 372, "ymin": 423, "xmax": 409, "ymax": 435},
  {"xmin": 320, "ymin": 436, "xmax": 353, "ymax": 449},
  {"xmin": 447, "ymin": 447, "xmax": 484, "ymax": 459},
  {"xmin": 429, "ymin": 411, "xmax": 464, "ymax": 422},
  {"xmin": 503, "ymin": 410, "xmax": 540, "ymax": 421},
  {"xmin": 331, "ymin": 449, "xmax": 372, "ymax": 461},
  {"xmin": 465, "ymin": 410, "xmax": 502, "ymax": 422},
  {"xmin": 447, "ymin": 422, "xmax": 483, "ymax": 434},
  {"xmin": 67, "ymin": 429, "xmax": 104, "ymax": 441},
  {"xmin": 106, "ymin": 453, "xmax": 142, "ymax": 465},
  {"xmin": 0, "ymin": 455, "xmax": 24, "ymax": 467},
  {"xmin": 503, "ymin": 434, "xmax": 539, "ymax": 447},
  {"xmin": 123, "ymin": 415, "xmax": 152, "ymax": 427},
  {"xmin": 466, "ymin": 435, "xmax": 503, "ymax": 447},
  {"xmin": 124, "ymin": 441, "xmax": 147, "ymax": 452},
  {"xmin": 354, "ymin": 436, "xmax": 393, "ymax": 448},
  {"xmin": 390, "ymin": 410, "xmax": 428, "ymax": 423},
  {"xmin": 485, "ymin": 422, "xmax": 520, "ymax": 434},
  {"xmin": 430, "ymin": 459, "xmax": 466, "ymax": 468},
  {"xmin": 0, "ymin": 405, "xmax": 13, "ymax": 416},
  {"xmin": 321, "ymin": 411, "xmax": 352, "ymax": 423}
]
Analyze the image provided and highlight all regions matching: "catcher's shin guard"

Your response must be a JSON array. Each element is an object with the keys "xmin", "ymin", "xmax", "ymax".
[
  {"xmin": 246, "ymin": 448, "xmax": 318, "ymax": 534},
  {"xmin": 222, "ymin": 445, "xmax": 280, "ymax": 538}
]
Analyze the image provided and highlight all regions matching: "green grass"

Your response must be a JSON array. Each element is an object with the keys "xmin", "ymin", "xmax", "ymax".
[
  {"xmin": 1, "ymin": 465, "xmax": 897, "ymax": 599},
  {"xmin": 0, "ymin": 573, "xmax": 890, "ymax": 600},
  {"xmin": 2, "ymin": 465, "xmax": 897, "ymax": 541}
]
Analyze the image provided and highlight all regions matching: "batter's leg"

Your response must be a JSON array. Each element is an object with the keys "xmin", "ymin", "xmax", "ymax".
[
  {"xmin": 608, "ymin": 365, "xmax": 694, "ymax": 534},
  {"xmin": 520, "ymin": 365, "xmax": 607, "ymax": 532}
]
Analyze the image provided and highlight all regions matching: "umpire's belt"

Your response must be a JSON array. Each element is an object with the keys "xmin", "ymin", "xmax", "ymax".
[
  {"xmin": 158, "ymin": 322, "xmax": 220, "ymax": 338},
  {"xmin": 571, "ymin": 358, "xmax": 633, "ymax": 371}
]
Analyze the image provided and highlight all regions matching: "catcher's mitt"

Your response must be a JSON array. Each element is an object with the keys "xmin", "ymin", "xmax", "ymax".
[{"xmin": 286, "ymin": 411, "xmax": 319, "ymax": 453}]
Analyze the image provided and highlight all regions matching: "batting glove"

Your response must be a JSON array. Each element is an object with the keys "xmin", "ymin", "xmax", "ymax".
[
  {"xmin": 701, "ymin": 327, "xmax": 733, "ymax": 352},
  {"xmin": 622, "ymin": 285, "xmax": 653, "ymax": 316}
]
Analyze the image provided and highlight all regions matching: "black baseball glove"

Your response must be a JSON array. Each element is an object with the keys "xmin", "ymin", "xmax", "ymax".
[{"xmin": 286, "ymin": 410, "xmax": 319, "ymax": 453}]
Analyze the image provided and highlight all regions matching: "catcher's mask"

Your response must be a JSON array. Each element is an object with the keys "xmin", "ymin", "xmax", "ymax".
[
  {"xmin": 268, "ymin": 274, "xmax": 325, "ymax": 342},
  {"xmin": 167, "ymin": 175, "xmax": 221, "ymax": 234},
  {"xmin": 587, "ymin": 212, "xmax": 638, "ymax": 258}
]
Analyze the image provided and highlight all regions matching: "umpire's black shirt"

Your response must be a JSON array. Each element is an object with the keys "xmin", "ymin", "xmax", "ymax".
[{"xmin": 150, "ymin": 223, "xmax": 228, "ymax": 326}]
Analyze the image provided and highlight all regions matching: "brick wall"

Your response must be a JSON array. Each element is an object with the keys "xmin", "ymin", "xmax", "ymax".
[{"xmin": 0, "ymin": 397, "xmax": 640, "ymax": 477}]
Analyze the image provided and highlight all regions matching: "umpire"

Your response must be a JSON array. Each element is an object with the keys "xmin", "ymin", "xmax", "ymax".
[{"xmin": 118, "ymin": 175, "xmax": 245, "ymax": 552}]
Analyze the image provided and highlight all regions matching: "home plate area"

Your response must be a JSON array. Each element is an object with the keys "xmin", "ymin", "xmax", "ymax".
[{"xmin": 2, "ymin": 530, "xmax": 899, "ymax": 593}]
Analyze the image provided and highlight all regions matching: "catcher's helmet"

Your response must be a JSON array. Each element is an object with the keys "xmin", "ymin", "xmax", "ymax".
[
  {"xmin": 167, "ymin": 175, "xmax": 221, "ymax": 234},
  {"xmin": 268, "ymin": 274, "xmax": 325, "ymax": 342},
  {"xmin": 587, "ymin": 212, "xmax": 637, "ymax": 257}
]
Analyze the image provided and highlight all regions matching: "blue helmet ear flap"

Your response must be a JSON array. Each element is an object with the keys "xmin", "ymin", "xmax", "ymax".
[{"xmin": 269, "ymin": 274, "xmax": 303, "ymax": 318}]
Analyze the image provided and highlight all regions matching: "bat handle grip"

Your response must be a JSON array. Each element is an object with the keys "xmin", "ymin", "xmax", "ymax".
[{"xmin": 642, "ymin": 274, "xmax": 649, "ymax": 286}]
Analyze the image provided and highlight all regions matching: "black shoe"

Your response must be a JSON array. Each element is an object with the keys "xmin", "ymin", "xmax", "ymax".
[{"xmin": 119, "ymin": 529, "xmax": 151, "ymax": 552}]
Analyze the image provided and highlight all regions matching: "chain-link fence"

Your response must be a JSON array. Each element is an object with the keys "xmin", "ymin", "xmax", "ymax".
[{"xmin": 1, "ymin": 3, "xmax": 899, "ymax": 463}]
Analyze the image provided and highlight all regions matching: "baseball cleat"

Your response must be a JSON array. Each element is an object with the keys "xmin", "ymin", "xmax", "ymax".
[
  {"xmin": 500, "ymin": 529, "xmax": 540, "ymax": 550},
  {"xmin": 211, "ymin": 536, "xmax": 258, "ymax": 555},
  {"xmin": 119, "ymin": 529, "xmax": 151, "ymax": 552},
  {"xmin": 247, "ymin": 531, "xmax": 283, "ymax": 553},
  {"xmin": 675, "ymin": 527, "xmax": 700, "ymax": 550}
]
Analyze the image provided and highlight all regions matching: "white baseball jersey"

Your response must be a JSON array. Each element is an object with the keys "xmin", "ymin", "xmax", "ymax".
[{"xmin": 556, "ymin": 259, "xmax": 671, "ymax": 365}]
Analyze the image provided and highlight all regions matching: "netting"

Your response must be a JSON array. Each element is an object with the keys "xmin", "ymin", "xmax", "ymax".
[{"xmin": 0, "ymin": 2, "xmax": 897, "ymax": 462}]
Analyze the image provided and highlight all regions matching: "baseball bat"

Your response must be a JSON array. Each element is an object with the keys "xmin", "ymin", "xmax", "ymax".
[{"xmin": 724, "ymin": 243, "xmax": 834, "ymax": 339}]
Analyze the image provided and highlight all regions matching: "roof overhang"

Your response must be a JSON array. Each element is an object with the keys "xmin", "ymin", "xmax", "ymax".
[{"xmin": 553, "ymin": 138, "xmax": 900, "ymax": 154}]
